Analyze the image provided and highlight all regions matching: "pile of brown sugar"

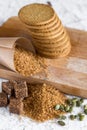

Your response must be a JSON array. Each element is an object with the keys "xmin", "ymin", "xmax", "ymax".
[
  {"xmin": 23, "ymin": 83, "xmax": 66, "ymax": 122},
  {"xmin": 14, "ymin": 46, "xmax": 46, "ymax": 76},
  {"xmin": 14, "ymin": 46, "xmax": 66, "ymax": 122}
]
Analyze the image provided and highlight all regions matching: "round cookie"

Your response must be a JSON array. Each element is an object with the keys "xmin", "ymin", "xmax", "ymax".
[
  {"xmin": 26, "ymin": 14, "xmax": 58, "ymax": 30},
  {"xmin": 60, "ymin": 44, "xmax": 71, "ymax": 57},
  {"xmin": 18, "ymin": 3, "xmax": 56, "ymax": 26},
  {"xmin": 31, "ymin": 28, "xmax": 64, "ymax": 40},
  {"xmin": 29, "ymin": 21, "xmax": 63, "ymax": 37},
  {"xmin": 36, "ymin": 47, "xmax": 71, "ymax": 58},
  {"xmin": 34, "ymin": 40, "xmax": 71, "ymax": 52},
  {"xmin": 35, "ymin": 40, "xmax": 71, "ymax": 53},
  {"xmin": 36, "ymin": 44, "xmax": 71, "ymax": 58},
  {"xmin": 28, "ymin": 18, "xmax": 61, "ymax": 33},
  {"xmin": 32, "ymin": 30, "xmax": 68, "ymax": 42},
  {"xmin": 32, "ymin": 35, "xmax": 69, "ymax": 48}
]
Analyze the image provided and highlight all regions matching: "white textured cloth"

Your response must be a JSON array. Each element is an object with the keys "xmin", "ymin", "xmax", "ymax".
[{"xmin": 0, "ymin": 0, "xmax": 87, "ymax": 130}]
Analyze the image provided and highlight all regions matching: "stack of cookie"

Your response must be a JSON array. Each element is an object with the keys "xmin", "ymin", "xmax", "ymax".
[{"xmin": 18, "ymin": 3, "xmax": 71, "ymax": 58}]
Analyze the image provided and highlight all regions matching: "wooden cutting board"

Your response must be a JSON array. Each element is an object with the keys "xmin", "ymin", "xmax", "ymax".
[{"xmin": 0, "ymin": 16, "xmax": 87, "ymax": 98}]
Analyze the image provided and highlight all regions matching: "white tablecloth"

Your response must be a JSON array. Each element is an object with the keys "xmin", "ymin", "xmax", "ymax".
[{"xmin": 0, "ymin": 0, "xmax": 87, "ymax": 130}]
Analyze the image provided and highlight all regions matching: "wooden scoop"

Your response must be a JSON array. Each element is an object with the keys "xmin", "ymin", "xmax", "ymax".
[{"xmin": 0, "ymin": 37, "xmax": 35, "ymax": 71}]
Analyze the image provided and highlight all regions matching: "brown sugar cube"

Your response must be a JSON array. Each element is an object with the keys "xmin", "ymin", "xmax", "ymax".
[
  {"xmin": 2, "ymin": 81, "xmax": 15, "ymax": 95},
  {"xmin": 14, "ymin": 81, "xmax": 28, "ymax": 99},
  {"xmin": 0, "ymin": 92, "xmax": 8, "ymax": 107},
  {"xmin": 9, "ymin": 97, "xmax": 23, "ymax": 115}
]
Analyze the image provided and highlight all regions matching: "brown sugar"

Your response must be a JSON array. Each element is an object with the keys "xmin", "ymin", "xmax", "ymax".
[
  {"xmin": 23, "ymin": 83, "xmax": 66, "ymax": 122},
  {"xmin": 14, "ymin": 46, "xmax": 46, "ymax": 76}
]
